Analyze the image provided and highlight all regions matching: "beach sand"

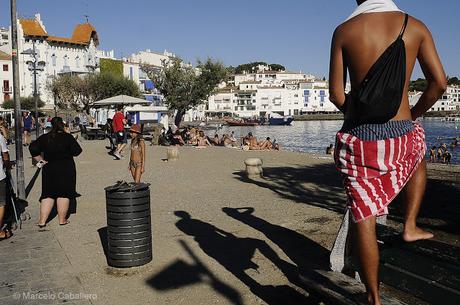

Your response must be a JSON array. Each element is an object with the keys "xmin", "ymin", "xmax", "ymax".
[{"xmin": 12, "ymin": 141, "xmax": 460, "ymax": 304}]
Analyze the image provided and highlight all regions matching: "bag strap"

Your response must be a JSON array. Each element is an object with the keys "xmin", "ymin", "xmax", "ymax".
[{"xmin": 398, "ymin": 13, "xmax": 409, "ymax": 39}]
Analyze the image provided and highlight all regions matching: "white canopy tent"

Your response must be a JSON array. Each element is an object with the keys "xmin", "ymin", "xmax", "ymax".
[{"xmin": 91, "ymin": 95, "xmax": 150, "ymax": 107}]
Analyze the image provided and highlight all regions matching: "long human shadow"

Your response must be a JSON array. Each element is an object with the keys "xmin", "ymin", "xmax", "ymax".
[
  {"xmin": 233, "ymin": 163, "xmax": 346, "ymax": 215},
  {"xmin": 234, "ymin": 163, "xmax": 460, "ymax": 236},
  {"xmin": 172, "ymin": 211, "xmax": 313, "ymax": 305},
  {"xmin": 222, "ymin": 207, "xmax": 329, "ymax": 271},
  {"xmin": 147, "ymin": 239, "xmax": 243, "ymax": 305},
  {"xmin": 25, "ymin": 167, "xmax": 41, "ymax": 198}
]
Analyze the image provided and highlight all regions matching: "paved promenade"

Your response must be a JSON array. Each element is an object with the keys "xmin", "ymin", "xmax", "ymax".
[{"xmin": 1, "ymin": 141, "xmax": 458, "ymax": 304}]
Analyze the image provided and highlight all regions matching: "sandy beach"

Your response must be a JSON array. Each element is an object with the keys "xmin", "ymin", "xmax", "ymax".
[{"xmin": 1, "ymin": 140, "xmax": 459, "ymax": 305}]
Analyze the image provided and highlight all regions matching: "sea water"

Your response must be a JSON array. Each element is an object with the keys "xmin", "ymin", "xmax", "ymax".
[{"xmin": 215, "ymin": 117, "xmax": 460, "ymax": 164}]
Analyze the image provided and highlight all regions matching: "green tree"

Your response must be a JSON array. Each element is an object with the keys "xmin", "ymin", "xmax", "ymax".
[
  {"xmin": 447, "ymin": 76, "xmax": 460, "ymax": 86},
  {"xmin": 142, "ymin": 57, "xmax": 227, "ymax": 127},
  {"xmin": 235, "ymin": 62, "xmax": 267, "ymax": 74},
  {"xmin": 269, "ymin": 64, "xmax": 285, "ymax": 72},
  {"xmin": 47, "ymin": 73, "xmax": 141, "ymax": 113},
  {"xmin": 99, "ymin": 58, "xmax": 123, "ymax": 76},
  {"xmin": 234, "ymin": 62, "xmax": 286, "ymax": 74},
  {"xmin": 2, "ymin": 96, "xmax": 45, "ymax": 110},
  {"xmin": 409, "ymin": 78, "xmax": 428, "ymax": 92}
]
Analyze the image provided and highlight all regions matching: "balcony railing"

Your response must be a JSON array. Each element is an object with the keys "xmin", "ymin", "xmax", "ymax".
[{"xmin": 2, "ymin": 86, "xmax": 12, "ymax": 93}]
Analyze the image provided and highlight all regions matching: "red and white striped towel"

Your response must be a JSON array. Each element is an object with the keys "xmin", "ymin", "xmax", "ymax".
[{"xmin": 334, "ymin": 122, "xmax": 426, "ymax": 222}]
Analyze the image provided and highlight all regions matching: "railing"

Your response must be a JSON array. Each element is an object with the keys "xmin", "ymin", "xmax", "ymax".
[{"xmin": 2, "ymin": 86, "xmax": 12, "ymax": 93}]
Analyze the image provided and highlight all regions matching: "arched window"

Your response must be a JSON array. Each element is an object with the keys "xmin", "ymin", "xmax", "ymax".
[
  {"xmin": 75, "ymin": 56, "xmax": 80, "ymax": 68},
  {"xmin": 63, "ymin": 55, "xmax": 68, "ymax": 67},
  {"xmin": 51, "ymin": 54, "xmax": 56, "ymax": 66}
]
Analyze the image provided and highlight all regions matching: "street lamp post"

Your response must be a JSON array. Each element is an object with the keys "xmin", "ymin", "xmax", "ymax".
[
  {"xmin": 10, "ymin": 0, "xmax": 26, "ymax": 199},
  {"xmin": 22, "ymin": 40, "xmax": 45, "ymax": 139}
]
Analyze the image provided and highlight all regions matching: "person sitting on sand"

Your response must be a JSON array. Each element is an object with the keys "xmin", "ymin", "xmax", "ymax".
[
  {"xmin": 212, "ymin": 134, "xmax": 220, "ymax": 146},
  {"xmin": 222, "ymin": 134, "xmax": 233, "ymax": 147},
  {"xmin": 197, "ymin": 130, "xmax": 211, "ymax": 147},
  {"xmin": 258, "ymin": 137, "xmax": 274, "ymax": 150},
  {"xmin": 229, "ymin": 131, "xmax": 237, "ymax": 145},
  {"xmin": 326, "ymin": 144, "xmax": 334, "ymax": 155},
  {"xmin": 171, "ymin": 131, "xmax": 186, "ymax": 146},
  {"xmin": 248, "ymin": 133, "xmax": 261, "ymax": 150}
]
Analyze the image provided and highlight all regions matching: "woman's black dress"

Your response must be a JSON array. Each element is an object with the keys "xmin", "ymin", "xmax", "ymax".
[{"xmin": 29, "ymin": 132, "xmax": 82, "ymax": 201}]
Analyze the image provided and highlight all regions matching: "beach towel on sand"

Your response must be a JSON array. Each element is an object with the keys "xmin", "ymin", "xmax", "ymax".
[{"xmin": 334, "ymin": 122, "xmax": 426, "ymax": 222}]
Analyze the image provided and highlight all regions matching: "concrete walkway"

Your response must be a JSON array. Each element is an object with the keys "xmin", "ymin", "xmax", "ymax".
[{"xmin": 1, "ymin": 140, "xmax": 457, "ymax": 304}]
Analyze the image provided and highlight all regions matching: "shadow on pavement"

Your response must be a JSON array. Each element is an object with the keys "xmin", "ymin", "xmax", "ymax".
[
  {"xmin": 97, "ymin": 226, "xmax": 109, "ymax": 262},
  {"xmin": 232, "ymin": 163, "xmax": 346, "ymax": 215},
  {"xmin": 147, "ymin": 239, "xmax": 243, "ymax": 305},
  {"xmin": 234, "ymin": 163, "xmax": 460, "ymax": 237},
  {"xmin": 25, "ymin": 167, "xmax": 41, "ymax": 198},
  {"xmin": 170, "ymin": 211, "xmax": 313, "ymax": 305},
  {"xmin": 222, "ymin": 207, "xmax": 329, "ymax": 271}
]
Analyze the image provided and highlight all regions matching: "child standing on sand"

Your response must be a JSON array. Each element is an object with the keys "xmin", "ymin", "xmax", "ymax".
[{"xmin": 128, "ymin": 124, "xmax": 145, "ymax": 183}]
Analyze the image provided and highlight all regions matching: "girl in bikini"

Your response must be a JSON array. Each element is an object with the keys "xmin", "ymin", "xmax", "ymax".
[{"xmin": 128, "ymin": 124, "xmax": 145, "ymax": 183}]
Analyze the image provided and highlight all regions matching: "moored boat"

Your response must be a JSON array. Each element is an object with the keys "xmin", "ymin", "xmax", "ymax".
[
  {"xmin": 226, "ymin": 119, "xmax": 259, "ymax": 126},
  {"xmin": 268, "ymin": 113, "xmax": 294, "ymax": 125}
]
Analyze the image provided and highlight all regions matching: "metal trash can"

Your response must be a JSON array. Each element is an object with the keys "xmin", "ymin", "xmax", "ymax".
[{"xmin": 105, "ymin": 182, "xmax": 152, "ymax": 268}]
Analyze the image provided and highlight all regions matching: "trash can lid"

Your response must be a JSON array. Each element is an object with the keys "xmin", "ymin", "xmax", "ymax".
[{"xmin": 105, "ymin": 181, "xmax": 150, "ymax": 193}]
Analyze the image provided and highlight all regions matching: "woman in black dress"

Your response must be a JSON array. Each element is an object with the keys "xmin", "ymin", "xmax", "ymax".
[{"xmin": 29, "ymin": 117, "xmax": 82, "ymax": 227}]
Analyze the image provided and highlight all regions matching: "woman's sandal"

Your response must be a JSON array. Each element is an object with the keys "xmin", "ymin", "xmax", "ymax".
[
  {"xmin": 37, "ymin": 223, "xmax": 47, "ymax": 229},
  {"xmin": 0, "ymin": 230, "xmax": 13, "ymax": 240},
  {"xmin": 59, "ymin": 220, "xmax": 70, "ymax": 226}
]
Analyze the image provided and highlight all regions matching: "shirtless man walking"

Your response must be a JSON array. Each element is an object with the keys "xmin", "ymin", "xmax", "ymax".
[{"xmin": 329, "ymin": 1, "xmax": 446, "ymax": 304}]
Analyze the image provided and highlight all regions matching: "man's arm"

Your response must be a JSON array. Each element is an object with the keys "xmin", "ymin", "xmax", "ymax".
[
  {"xmin": 411, "ymin": 21, "xmax": 447, "ymax": 120},
  {"xmin": 328, "ymin": 26, "xmax": 347, "ymax": 112}
]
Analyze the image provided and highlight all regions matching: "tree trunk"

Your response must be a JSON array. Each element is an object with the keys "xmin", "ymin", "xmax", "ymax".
[{"xmin": 174, "ymin": 109, "xmax": 186, "ymax": 128}]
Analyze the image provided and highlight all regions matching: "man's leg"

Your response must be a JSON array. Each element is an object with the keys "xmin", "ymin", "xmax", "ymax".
[
  {"xmin": 402, "ymin": 160, "xmax": 434, "ymax": 242},
  {"xmin": 352, "ymin": 216, "xmax": 381, "ymax": 305}
]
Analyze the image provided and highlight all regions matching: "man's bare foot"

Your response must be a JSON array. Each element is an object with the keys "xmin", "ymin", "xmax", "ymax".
[
  {"xmin": 403, "ymin": 226, "xmax": 434, "ymax": 242},
  {"xmin": 355, "ymin": 292, "xmax": 381, "ymax": 305}
]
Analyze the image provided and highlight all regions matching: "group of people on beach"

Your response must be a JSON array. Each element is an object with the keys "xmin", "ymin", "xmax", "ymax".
[
  {"xmin": 158, "ymin": 126, "xmax": 280, "ymax": 151},
  {"xmin": 429, "ymin": 143, "xmax": 453, "ymax": 164}
]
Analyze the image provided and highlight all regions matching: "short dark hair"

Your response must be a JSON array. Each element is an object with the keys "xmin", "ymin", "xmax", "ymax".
[{"xmin": 116, "ymin": 104, "xmax": 123, "ymax": 111}]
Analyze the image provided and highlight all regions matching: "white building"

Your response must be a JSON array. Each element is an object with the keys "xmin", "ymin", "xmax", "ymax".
[
  {"xmin": 127, "ymin": 49, "xmax": 176, "ymax": 67},
  {"xmin": 0, "ymin": 28, "xmax": 9, "ymax": 47},
  {"xmin": 409, "ymin": 85, "xmax": 460, "ymax": 112},
  {"xmin": 208, "ymin": 68, "xmax": 336, "ymax": 118},
  {"xmin": 0, "ymin": 14, "xmax": 102, "ymax": 108},
  {"xmin": 0, "ymin": 50, "xmax": 12, "ymax": 104}
]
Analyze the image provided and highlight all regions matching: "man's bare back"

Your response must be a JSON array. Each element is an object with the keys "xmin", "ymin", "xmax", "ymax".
[{"xmin": 329, "ymin": 12, "xmax": 446, "ymax": 121}]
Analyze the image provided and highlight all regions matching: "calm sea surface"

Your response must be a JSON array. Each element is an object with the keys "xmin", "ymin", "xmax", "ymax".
[{"xmin": 214, "ymin": 118, "xmax": 460, "ymax": 164}]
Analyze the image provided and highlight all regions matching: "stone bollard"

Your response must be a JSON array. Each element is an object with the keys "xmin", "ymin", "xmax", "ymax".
[
  {"xmin": 166, "ymin": 146, "xmax": 179, "ymax": 161},
  {"xmin": 244, "ymin": 158, "xmax": 263, "ymax": 178}
]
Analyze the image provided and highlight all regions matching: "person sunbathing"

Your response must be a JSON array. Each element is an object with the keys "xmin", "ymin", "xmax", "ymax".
[
  {"xmin": 248, "ymin": 134, "xmax": 261, "ymax": 150},
  {"xmin": 197, "ymin": 131, "xmax": 211, "ymax": 147},
  {"xmin": 212, "ymin": 134, "xmax": 220, "ymax": 146},
  {"xmin": 171, "ymin": 131, "xmax": 186, "ymax": 145}
]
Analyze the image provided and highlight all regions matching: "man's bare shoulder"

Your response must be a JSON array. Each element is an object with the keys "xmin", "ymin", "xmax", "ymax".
[
  {"xmin": 407, "ymin": 15, "xmax": 431, "ymax": 38},
  {"xmin": 332, "ymin": 18, "xmax": 361, "ymax": 41}
]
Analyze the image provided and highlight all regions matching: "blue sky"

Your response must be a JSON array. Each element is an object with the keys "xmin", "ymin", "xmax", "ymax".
[{"xmin": 0, "ymin": 0, "xmax": 458, "ymax": 79}]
